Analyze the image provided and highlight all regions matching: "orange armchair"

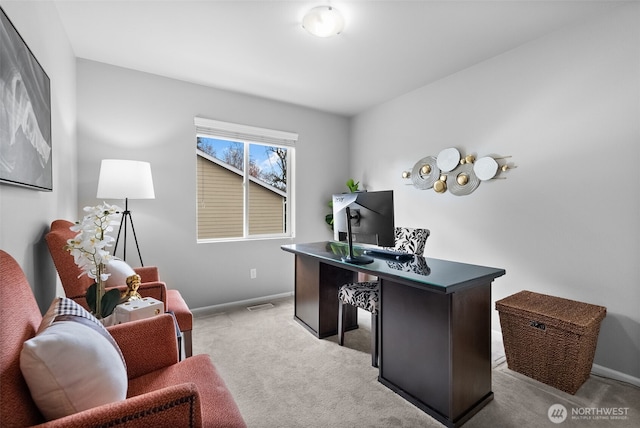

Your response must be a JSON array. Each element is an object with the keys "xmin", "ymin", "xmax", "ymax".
[
  {"xmin": 45, "ymin": 219, "xmax": 193, "ymax": 357},
  {"xmin": 0, "ymin": 249, "xmax": 246, "ymax": 427}
]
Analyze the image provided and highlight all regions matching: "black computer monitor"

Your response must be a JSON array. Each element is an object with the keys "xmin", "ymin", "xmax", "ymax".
[{"xmin": 332, "ymin": 190, "xmax": 395, "ymax": 264}]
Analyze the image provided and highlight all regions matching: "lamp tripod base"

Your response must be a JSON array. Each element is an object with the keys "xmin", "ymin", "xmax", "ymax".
[{"xmin": 113, "ymin": 198, "xmax": 144, "ymax": 266}]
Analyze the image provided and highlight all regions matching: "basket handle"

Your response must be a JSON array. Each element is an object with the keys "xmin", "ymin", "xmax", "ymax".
[{"xmin": 530, "ymin": 320, "xmax": 546, "ymax": 330}]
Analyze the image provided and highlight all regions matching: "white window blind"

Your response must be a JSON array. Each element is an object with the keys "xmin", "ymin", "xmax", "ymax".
[{"xmin": 194, "ymin": 117, "xmax": 298, "ymax": 146}]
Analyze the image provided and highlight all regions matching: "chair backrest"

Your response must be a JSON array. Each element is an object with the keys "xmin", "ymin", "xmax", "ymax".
[
  {"xmin": 393, "ymin": 227, "xmax": 430, "ymax": 256},
  {"xmin": 45, "ymin": 219, "xmax": 93, "ymax": 306},
  {"xmin": 0, "ymin": 250, "xmax": 46, "ymax": 426}
]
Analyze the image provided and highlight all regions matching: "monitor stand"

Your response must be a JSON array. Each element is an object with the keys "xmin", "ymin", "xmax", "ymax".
[{"xmin": 342, "ymin": 207, "xmax": 374, "ymax": 265}]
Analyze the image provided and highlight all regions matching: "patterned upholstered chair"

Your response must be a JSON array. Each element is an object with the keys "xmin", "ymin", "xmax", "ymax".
[
  {"xmin": 45, "ymin": 219, "xmax": 193, "ymax": 358},
  {"xmin": 338, "ymin": 227, "xmax": 430, "ymax": 367}
]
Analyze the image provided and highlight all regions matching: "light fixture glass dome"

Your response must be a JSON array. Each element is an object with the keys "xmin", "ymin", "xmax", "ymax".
[{"xmin": 302, "ymin": 6, "xmax": 345, "ymax": 38}]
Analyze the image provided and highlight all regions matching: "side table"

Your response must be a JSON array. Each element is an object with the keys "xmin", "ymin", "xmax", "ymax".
[
  {"xmin": 114, "ymin": 297, "xmax": 184, "ymax": 361},
  {"xmin": 167, "ymin": 310, "xmax": 184, "ymax": 361}
]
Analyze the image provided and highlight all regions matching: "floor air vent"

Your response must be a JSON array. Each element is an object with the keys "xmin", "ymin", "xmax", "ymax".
[{"xmin": 247, "ymin": 303, "xmax": 275, "ymax": 311}]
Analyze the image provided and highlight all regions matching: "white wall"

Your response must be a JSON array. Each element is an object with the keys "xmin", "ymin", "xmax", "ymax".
[
  {"xmin": 76, "ymin": 59, "xmax": 349, "ymax": 309},
  {"xmin": 350, "ymin": 4, "xmax": 640, "ymax": 380},
  {"xmin": 0, "ymin": 0, "xmax": 77, "ymax": 312},
  {"xmin": 4, "ymin": 0, "xmax": 636, "ymax": 382}
]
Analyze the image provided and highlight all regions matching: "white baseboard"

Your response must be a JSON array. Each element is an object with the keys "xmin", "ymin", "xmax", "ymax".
[
  {"xmin": 491, "ymin": 329, "xmax": 506, "ymax": 365},
  {"xmin": 592, "ymin": 364, "xmax": 640, "ymax": 388},
  {"xmin": 192, "ymin": 291, "xmax": 294, "ymax": 317}
]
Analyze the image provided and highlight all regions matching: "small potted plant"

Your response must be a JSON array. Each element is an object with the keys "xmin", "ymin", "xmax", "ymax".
[{"xmin": 65, "ymin": 202, "xmax": 122, "ymax": 323}]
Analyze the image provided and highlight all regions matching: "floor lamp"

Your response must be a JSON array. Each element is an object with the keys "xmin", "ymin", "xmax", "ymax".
[{"xmin": 96, "ymin": 159, "xmax": 155, "ymax": 266}]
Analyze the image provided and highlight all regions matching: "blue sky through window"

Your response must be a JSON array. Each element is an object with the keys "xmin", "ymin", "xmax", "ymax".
[{"xmin": 198, "ymin": 137, "xmax": 285, "ymax": 185}]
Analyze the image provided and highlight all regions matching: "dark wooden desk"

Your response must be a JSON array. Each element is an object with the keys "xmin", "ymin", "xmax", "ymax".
[{"xmin": 281, "ymin": 241, "xmax": 505, "ymax": 428}]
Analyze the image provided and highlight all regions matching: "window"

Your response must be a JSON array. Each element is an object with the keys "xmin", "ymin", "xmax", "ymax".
[{"xmin": 195, "ymin": 117, "xmax": 297, "ymax": 241}]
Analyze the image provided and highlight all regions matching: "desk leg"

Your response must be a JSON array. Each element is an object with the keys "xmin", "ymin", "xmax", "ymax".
[
  {"xmin": 294, "ymin": 256, "xmax": 357, "ymax": 338},
  {"xmin": 379, "ymin": 280, "xmax": 493, "ymax": 428}
]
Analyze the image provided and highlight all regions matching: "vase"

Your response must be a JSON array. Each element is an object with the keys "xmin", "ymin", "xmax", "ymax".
[{"xmin": 100, "ymin": 313, "xmax": 117, "ymax": 327}]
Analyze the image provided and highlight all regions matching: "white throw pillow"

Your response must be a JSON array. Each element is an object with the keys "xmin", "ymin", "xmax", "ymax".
[
  {"xmin": 105, "ymin": 259, "xmax": 137, "ymax": 287},
  {"xmin": 20, "ymin": 298, "xmax": 128, "ymax": 421}
]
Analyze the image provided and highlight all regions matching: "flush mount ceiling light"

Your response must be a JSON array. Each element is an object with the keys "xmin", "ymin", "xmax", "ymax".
[{"xmin": 302, "ymin": 5, "xmax": 345, "ymax": 37}]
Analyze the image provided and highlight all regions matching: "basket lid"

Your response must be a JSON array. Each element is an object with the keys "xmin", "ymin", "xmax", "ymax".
[{"xmin": 496, "ymin": 290, "xmax": 606, "ymax": 333}]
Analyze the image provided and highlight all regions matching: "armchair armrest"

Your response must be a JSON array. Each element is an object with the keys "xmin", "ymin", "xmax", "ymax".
[
  {"xmin": 35, "ymin": 383, "xmax": 202, "ymax": 428},
  {"xmin": 107, "ymin": 314, "xmax": 179, "ymax": 379},
  {"xmin": 134, "ymin": 266, "xmax": 160, "ymax": 283}
]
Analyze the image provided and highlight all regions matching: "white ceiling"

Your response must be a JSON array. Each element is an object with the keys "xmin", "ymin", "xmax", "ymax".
[{"xmin": 53, "ymin": 0, "xmax": 625, "ymax": 117}]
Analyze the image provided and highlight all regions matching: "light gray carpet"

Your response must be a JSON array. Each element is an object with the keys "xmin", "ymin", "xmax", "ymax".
[{"xmin": 193, "ymin": 297, "xmax": 639, "ymax": 428}]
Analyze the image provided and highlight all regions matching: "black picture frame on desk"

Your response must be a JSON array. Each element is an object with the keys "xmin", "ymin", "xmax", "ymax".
[{"xmin": 0, "ymin": 6, "xmax": 52, "ymax": 191}]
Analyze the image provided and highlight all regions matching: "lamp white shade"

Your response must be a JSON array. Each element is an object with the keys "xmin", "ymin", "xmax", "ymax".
[
  {"xmin": 96, "ymin": 159, "xmax": 155, "ymax": 199},
  {"xmin": 302, "ymin": 6, "xmax": 344, "ymax": 37}
]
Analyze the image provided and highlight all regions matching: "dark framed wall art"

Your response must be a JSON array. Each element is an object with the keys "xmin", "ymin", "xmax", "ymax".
[{"xmin": 0, "ymin": 6, "xmax": 52, "ymax": 191}]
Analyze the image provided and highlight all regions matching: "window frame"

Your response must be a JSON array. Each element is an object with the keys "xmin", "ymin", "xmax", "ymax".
[{"xmin": 194, "ymin": 117, "xmax": 297, "ymax": 243}]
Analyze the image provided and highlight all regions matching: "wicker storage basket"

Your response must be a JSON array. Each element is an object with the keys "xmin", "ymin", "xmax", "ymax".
[{"xmin": 496, "ymin": 290, "xmax": 606, "ymax": 394}]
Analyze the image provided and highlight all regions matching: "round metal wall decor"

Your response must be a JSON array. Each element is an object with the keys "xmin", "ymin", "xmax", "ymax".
[
  {"xmin": 473, "ymin": 156, "xmax": 499, "ymax": 181},
  {"xmin": 411, "ymin": 156, "xmax": 439, "ymax": 189},
  {"xmin": 436, "ymin": 148, "xmax": 460, "ymax": 172},
  {"xmin": 402, "ymin": 149, "xmax": 513, "ymax": 195},
  {"xmin": 448, "ymin": 163, "xmax": 480, "ymax": 196}
]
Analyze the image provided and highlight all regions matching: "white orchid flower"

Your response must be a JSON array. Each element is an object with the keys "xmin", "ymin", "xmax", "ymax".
[{"xmin": 65, "ymin": 202, "xmax": 122, "ymax": 281}]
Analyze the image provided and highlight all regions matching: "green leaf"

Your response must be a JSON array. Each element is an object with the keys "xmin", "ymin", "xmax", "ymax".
[
  {"xmin": 101, "ymin": 289, "xmax": 121, "ymax": 317},
  {"xmin": 329, "ymin": 241, "xmax": 348, "ymax": 256},
  {"xmin": 86, "ymin": 283, "xmax": 120, "ymax": 317},
  {"xmin": 325, "ymin": 213, "xmax": 334, "ymax": 229},
  {"xmin": 346, "ymin": 178, "xmax": 359, "ymax": 192},
  {"xmin": 86, "ymin": 282, "xmax": 98, "ymax": 314}
]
